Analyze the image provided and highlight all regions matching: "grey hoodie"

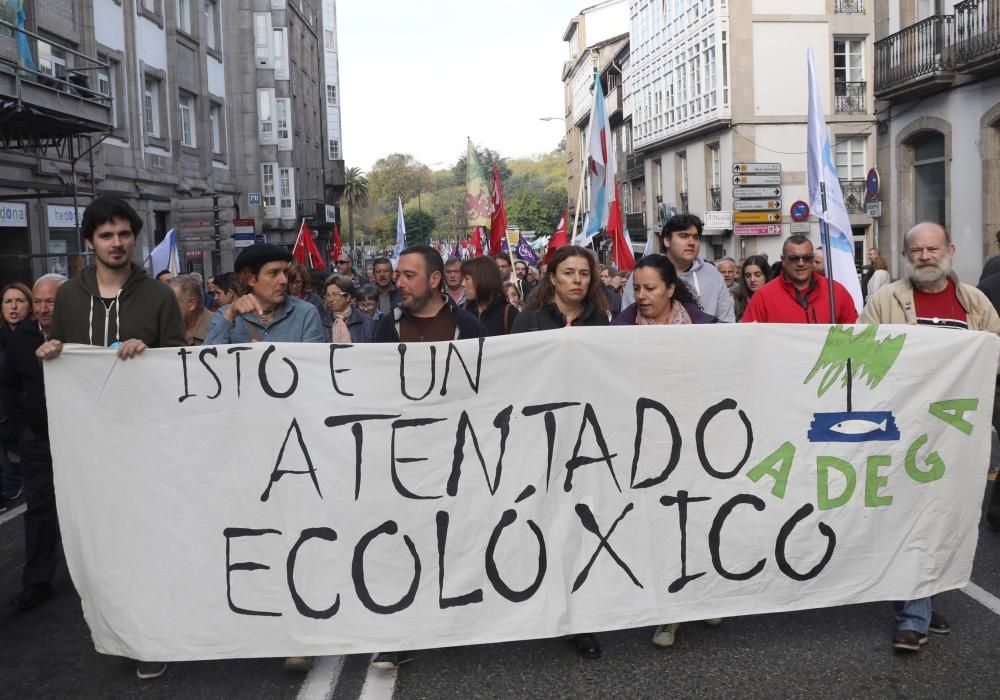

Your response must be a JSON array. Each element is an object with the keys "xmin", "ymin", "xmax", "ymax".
[{"xmin": 676, "ymin": 258, "xmax": 735, "ymax": 323}]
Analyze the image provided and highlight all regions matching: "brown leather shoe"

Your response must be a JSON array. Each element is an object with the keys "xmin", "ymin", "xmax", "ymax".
[
  {"xmin": 928, "ymin": 612, "xmax": 951, "ymax": 635},
  {"xmin": 893, "ymin": 630, "xmax": 928, "ymax": 652}
]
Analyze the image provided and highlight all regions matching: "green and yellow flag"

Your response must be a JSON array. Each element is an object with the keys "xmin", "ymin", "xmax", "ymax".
[{"xmin": 465, "ymin": 139, "xmax": 493, "ymax": 229}]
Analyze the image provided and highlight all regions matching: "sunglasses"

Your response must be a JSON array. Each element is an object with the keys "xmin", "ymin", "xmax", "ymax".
[{"xmin": 785, "ymin": 254, "xmax": 815, "ymax": 264}]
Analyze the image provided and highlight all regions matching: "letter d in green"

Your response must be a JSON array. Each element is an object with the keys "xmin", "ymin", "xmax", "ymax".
[{"xmin": 817, "ymin": 457, "xmax": 856, "ymax": 511}]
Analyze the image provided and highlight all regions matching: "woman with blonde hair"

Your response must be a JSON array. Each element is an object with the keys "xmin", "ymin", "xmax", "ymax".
[{"xmin": 868, "ymin": 256, "xmax": 890, "ymax": 297}]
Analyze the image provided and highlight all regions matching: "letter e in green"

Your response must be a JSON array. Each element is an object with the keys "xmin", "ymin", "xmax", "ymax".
[
  {"xmin": 817, "ymin": 456, "xmax": 856, "ymax": 510},
  {"xmin": 864, "ymin": 456, "xmax": 893, "ymax": 507},
  {"xmin": 746, "ymin": 442, "xmax": 795, "ymax": 498},
  {"xmin": 905, "ymin": 434, "xmax": 946, "ymax": 483},
  {"xmin": 928, "ymin": 399, "xmax": 978, "ymax": 436}
]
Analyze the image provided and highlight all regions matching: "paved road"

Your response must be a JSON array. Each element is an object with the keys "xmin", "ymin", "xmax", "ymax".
[{"xmin": 2, "ymin": 464, "xmax": 999, "ymax": 699}]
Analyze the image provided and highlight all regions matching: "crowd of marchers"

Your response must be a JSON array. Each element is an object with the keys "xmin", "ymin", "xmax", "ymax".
[{"xmin": 1, "ymin": 197, "xmax": 999, "ymax": 681}]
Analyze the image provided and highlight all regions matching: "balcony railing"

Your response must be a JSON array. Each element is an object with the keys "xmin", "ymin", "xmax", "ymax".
[
  {"xmin": 835, "ymin": 0, "xmax": 864, "ymax": 13},
  {"xmin": 840, "ymin": 179, "xmax": 866, "ymax": 213},
  {"xmin": 875, "ymin": 15, "xmax": 955, "ymax": 95},
  {"xmin": 954, "ymin": 0, "xmax": 1000, "ymax": 67},
  {"xmin": 834, "ymin": 81, "xmax": 867, "ymax": 113},
  {"xmin": 710, "ymin": 187, "xmax": 721, "ymax": 210},
  {"xmin": 679, "ymin": 191, "xmax": 689, "ymax": 213},
  {"xmin": 625, "ymin": 153, "xmax": 644, "ymax": 181}
]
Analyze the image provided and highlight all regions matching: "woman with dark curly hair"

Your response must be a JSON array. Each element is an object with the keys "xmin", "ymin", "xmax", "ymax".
[
  {"xmin": 613, "ymin": 255, "xmax": 717, "ymax": 325},
  {"xmin": 733, "ymin": 255, "xmax": 772, "ymax": 321}
]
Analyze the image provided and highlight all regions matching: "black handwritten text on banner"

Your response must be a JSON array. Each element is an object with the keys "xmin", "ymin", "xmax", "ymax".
[{"xmin": 45, "ymin": 325, "xmax": 998, "ymax": 660}]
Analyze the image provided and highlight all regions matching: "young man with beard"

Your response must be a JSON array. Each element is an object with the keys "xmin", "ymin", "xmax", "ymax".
[
  {"xmin": 35, "ymin": 196, "xmax": 185, "ymax": 681},
  {"xmin": 659, "ymin": 214, "xmax": 735, "ymax": 322},
  {"xmin": 861, "ymin": 221, "xmax": 1000, "ymax": 653}
]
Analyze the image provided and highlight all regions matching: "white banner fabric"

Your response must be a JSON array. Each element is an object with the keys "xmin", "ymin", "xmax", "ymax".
[{"xmin": 45, "ymin": 324, "xmax": 998, "ymax": 661}]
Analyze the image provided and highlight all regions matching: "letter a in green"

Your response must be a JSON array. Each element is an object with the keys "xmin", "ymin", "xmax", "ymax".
[
  {"xmin": 928, "ymin": 399, "xmax": 979, "ymax": 436},
  {"xmin": 746, "ymin": 442, "xmax": 795, "ymax": 498}
]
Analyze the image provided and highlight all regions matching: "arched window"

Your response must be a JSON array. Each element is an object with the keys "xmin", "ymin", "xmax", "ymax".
[{"xmin": 911, "ymin": 132, "xmax": 946, "ymax": 225}]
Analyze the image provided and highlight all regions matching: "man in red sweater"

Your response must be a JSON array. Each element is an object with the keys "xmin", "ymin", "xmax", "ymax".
[{"xmin": 741, "ymin": 234, "xmax": 858, "ymax": 324}]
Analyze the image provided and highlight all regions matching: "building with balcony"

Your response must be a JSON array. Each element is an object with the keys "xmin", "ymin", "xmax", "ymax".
[
  {"xmin": 626, "ymin": 0, "xmax": 876, "ymax": 264},
  {"xmin": 229, "ymin": 0, "xmax": 344, "ymax": 253},
  {"xmin": 0, "ymin": 0, "xmax": 242, "ymax": 281},
  {"xmin": 874, "ymin": 0, "xmax": 1000, "ymax": 282}
]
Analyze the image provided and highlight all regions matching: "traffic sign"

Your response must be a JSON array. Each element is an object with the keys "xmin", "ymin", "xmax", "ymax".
[
  {"xmin": 704, "ymin": 211, "xmax": 733, "ymax": 229},
  {"xmin": 790, "ymin": 200, "xmax": 810, "ymax": 222},
  {"xmin": 734, "ymin": 212, "xmax": 782, "ymax": 223},
  {"xmin": 248, "ymin": 192, "xmax": 262, "ymax": 207},
  {"xmin": 865, "ymin": 168, "xmax": 880, "ymax": 201},
  {"xmin": 733, "ymin": 199, "xmax": 781, "ymax": 211},
  {"xmin": 733, "ymin": 186, "xmax": 782, "ymax": 199},
  {"xmin": 733, "ymin": 163, "xmax": 781, "ymax": 174},
  {"xmin": 866, "ymin": 201, "xmax": 882, "ymax": 218},
  {"xmin": 733, "ymin": 175, "xmax": 782, "ymax": 186},
  {"xmin": 735, "ymin": 224, "xmax": 782, "ymax": 236}
]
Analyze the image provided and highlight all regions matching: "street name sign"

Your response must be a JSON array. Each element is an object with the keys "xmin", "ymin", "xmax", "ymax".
[
  {"xmin": 733, "ymin": 186, "xmax": 782, "ymax": 199},
  {"xmin": 733, "ymin": 199, "xmax": 781, "ymax": 211},
  {"xmin": 733, "ymin": 163, "xmax": 781, "ymax": 174},
  {"xmin": 734, "ymin": 211, "xmax": 782, "ymax": 223},
  {"xmin": 735, "ymin": 224, "xmax": 782, "ymax": 236},
  {"xmin": 704, "ymin": 211, "xmax": 734, "ymax": 229},
  {"xmin": 733, "ymin": 175, "xmax": 782, "ymax": 186}
]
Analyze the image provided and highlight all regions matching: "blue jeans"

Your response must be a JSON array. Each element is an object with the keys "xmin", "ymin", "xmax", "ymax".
[{"xmin": 894, "ymin": 597, "xmax": 932, "ymax": 634}]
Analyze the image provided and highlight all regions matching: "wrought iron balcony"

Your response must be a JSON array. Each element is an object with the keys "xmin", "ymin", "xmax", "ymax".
[
  {"xmin": 875, "ymin": 15, "xmax": 956, "ymax": 100},
  {"xmin": 625, "ymin": 212, "xmax": 646, "ymax": 236},
  {"xmin": 679, "ymin": 191, "xmax": 689, "ymax": 214},
  {"xmin": 710, "ymin": 187, "xmax": 721, "ymax": 210},
  {"xmin": 834, "ymin": 81, "xmax": 867, "ymax": 113},
  {"xmin": 954, "ymin": 0, "xmax": 1000, "ymax": 73},
  {"xmin": 835, "ymin": 0, "xmax": 864, "ymax": 13},
  {"xmin": 625, "ymin": 153, "xmax": 644, "ymax": 181},
  {"xmin": 840, "ymin": 179, "xmax": 866, "ymax": 213}
]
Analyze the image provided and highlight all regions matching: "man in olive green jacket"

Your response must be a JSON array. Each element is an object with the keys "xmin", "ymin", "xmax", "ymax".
[{"xmin": 859, "ymin": 222, "xmax": 1000, "ymax": 655}]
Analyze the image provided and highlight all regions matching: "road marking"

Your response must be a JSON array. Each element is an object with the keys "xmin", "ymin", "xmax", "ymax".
[
  {"xmin": 0, "ymin": 504, "xmax": 26, "ymax": 526},
  {"xmin": 296, "ymin": 655, "xmax": 345, "ymax": 700},
  {"xmin": 962, "ymin": 582, "xmax": 1000, "ymax": 616},
  {"xmin": 359, "ymin": 658, "xmax": 397, "ymax": 700}
]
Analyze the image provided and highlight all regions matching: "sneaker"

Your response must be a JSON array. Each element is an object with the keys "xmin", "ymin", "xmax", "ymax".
[
  {"xmin": 9, "ymin": 583, "xmax": 52, "ymax": 612},
  {"xmin": 135, "ymin": 662, "xmax": 167, "ymax": 680},
  {"xmin": 371, "ymin": 651, "xmax": 412, "ymax": 670},
  {"xmin": 652, "ymin": 623, "xmax": 679, "ymax": 648},
  {"xmin": 892, "ymin": 630, "xmax": 928, "ymax": 652},
  {"xmin": 702, "ymin": 618, "xmax": 723, "ymax": 626},
  {"xmin": 284, "ymin": 656, "xmax": 313, "ymax": 672},
  {"xmin": 928, "ymin": 612, "xmax": 951, "ymax": 635}
]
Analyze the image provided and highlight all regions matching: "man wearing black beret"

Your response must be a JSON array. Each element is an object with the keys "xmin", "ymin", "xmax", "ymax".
[{"xmin": 204, "ymin": 244, "xmax": 323, "ymax": 344}]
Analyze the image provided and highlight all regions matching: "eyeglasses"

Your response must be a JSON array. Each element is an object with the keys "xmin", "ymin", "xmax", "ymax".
[
  {"xmin": 326, "ymin": 291, "xmax": 350, "ymax": 299},
  {"xmin": 906, "ymin": 246, "xmax": 943, "ymax": 258},
  {"xmin": 784, "ymin": 254, "xmax": 815, "ymax": 264}
]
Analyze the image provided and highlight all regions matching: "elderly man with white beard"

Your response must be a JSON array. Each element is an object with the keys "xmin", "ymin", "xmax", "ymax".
[{"xmin": 860, "ymin": 221, "xmax": 1000, "ymax": 654}]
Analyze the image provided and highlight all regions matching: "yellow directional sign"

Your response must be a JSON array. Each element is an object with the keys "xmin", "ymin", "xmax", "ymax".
[{"xmin": 734, "ymin": 212, "xmax": 782, "ymax": 224}]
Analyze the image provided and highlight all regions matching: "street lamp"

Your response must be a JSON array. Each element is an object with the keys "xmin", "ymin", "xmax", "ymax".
[{"xmin": 538, "ymin": 117, "xmax": 563, "ymax": 122}]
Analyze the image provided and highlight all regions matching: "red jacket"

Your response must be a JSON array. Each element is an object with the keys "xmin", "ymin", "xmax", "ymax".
[{"xmin": 741, "ymin": 272, "xmax": 858, "ymax": 324}]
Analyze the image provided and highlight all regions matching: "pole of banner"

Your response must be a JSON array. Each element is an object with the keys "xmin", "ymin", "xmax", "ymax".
[
  {"xmin": 570, "ymin": 155, "xmax": 588, "ymax": 245},
  {"xmin": 819, "ymin": 181, "xmax": 836, "ymax": 323}
]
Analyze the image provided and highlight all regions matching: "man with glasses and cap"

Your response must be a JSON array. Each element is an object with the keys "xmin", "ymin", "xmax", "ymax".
[{"xmin": 741, "ymin": 234, "xmax": 857, "ymax": 324}]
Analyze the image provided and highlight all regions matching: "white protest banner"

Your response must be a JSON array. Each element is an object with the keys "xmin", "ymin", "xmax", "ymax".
[{"xmin": 46, "ymin": 325, "xmax": 998, "ymax": 661}]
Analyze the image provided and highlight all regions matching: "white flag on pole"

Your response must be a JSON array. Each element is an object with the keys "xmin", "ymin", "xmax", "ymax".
[
  {"xmin": 149, "ymin": 228, "xmax": 180, "ymax": 275},
  {"xmin": 806, "ymin": 48, "xmax": 863, "ymax": 313},
  {"xmin": 394, "ymin": 197, "xmax": 407, "ymax": 258}
]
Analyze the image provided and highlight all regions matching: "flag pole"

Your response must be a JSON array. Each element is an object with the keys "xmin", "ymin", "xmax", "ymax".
[{"xmin": 818, "ymin": 182, "xmax": 836, "ymax": 323}]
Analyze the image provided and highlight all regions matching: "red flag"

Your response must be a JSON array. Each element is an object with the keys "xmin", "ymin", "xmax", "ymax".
[
  {"xmin": 543, "ymin": 211, "xmax": 568, "ymax": 266},
  {"xmin": 489, "ymin": 166, "xmax": 507, "ymax": 255},
  {"xmin": 292, "ymin": 220, "xmax": 326, "ymax": 270},
  {"xmin": 332, "ymin": 223, "xmax": 343, "ymax": 262},
  {"xmin": 608, "ymin": 182, "xmax": 634, "ymax": 272},
  {"xmin": 471, "ymin": 227, "xmax": 484, "ymax": 257}
]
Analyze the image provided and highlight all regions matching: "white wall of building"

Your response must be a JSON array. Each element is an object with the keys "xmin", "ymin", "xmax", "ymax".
[
  {"xmin": 751, "ymin": 0, "xmax": 824, "ymax": 14},
  {"xmin": 207, "ymin": 57, "xmax": 225, "ymax": 97},
  {"xmin": 93, "ymin": 0, "xmax": 125, "ymax": 51},
  {"xmin": 136, "ymin": 15, "xmax": 167, "ymax": 70},
  {"xmin": 752, "ymin": 23, "xmax": 830, "ymax": 117}
]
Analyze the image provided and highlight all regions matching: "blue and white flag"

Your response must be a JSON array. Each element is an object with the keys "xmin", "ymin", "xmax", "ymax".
[
  {"xmin": 394, "ymin": 197, "xmax": 406, "ymax": 258},
  {"xmin": 13, "ymin": 1, "xmax": 35, "ymax": 72},
  {"xmin": 582, "ymin": 71, "xmax": 615, "ymax": 242},
  {"xmin": 149, "ymin": 228, "xmax": 179, "ymax": 276},
  {"xmin": 807, "ymin": 48, "xmax": 862, "ymax": 313}
]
